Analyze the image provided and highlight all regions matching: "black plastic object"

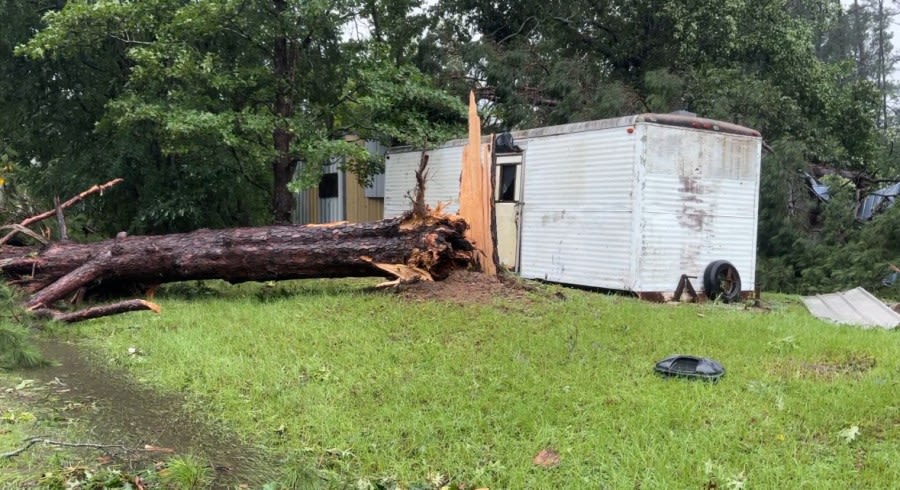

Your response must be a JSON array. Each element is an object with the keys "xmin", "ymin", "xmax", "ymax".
[
  {"xmin": 654, "ymin": 355, "xmax": 725, "ymax": 381},
  {"xmin": 703, "ymin": 260, "xmax": 742, "ymax": 303}
]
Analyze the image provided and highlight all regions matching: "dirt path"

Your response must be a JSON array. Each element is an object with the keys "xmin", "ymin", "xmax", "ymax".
[{"xmin": 9, "ymin": 339, "xmax": 266, "ymax": 488}]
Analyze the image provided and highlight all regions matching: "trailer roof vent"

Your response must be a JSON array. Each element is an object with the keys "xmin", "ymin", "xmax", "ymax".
[{"xmin": 670, "ymin": 110, "xmax": 697, "ymax": 117}]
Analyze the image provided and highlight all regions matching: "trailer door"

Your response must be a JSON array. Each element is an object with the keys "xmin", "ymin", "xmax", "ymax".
[{"xmin": 495, "ymin": 153, "xmax": 524, "ymax": 270}]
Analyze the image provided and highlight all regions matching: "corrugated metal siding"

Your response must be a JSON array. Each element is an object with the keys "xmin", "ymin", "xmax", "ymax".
[
  {"xmin": 383, "ymin": 146, "xmax": 465, "ymax": 218},
  {"xmin": 345, "ymin": 171, "xmax": 384, "ymax": 222},
  {"xmin": 518, "ymin": 128, "xmax": 637, "ymax": 289},
  {"xmin": 293, "ymin": 162, "xmax": 318, "ymax": 225},
  {"xmin": 802, "ymin": 287, "xmax": 900, "ymax": 329},
  {"xmin": 318, "ymin": 160, "xmax": 344, "ymax": 223},
  {"xmin": 635, "ymin": 125, "xmax": 760, "ymax": 292}
]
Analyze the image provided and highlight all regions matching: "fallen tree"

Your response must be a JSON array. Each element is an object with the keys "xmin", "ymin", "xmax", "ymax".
[
  {"xmin": 0, "ymin": 149, "xmax": 477, "ymax": 322},
  {"xmin": 17, "ymin": 213, "xmax": 470, "ymax": 293},
  {"xmin": 0, "ymin": 210, "xmax": 473, "ymax": 322}
]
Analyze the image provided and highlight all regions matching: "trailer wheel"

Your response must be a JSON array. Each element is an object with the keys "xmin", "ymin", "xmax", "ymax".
[{"xmin": 703, "ymin": 260, "xmax": 742, "ymax": 303}]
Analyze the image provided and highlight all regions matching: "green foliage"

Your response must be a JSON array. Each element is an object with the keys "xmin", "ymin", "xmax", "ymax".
[
  {"xmin": 0, "ymin": 284, "xmax": 46, "ymax": 370},
  {"xmin": 344, "ymin": 46, "xmax": 467, "ymax": 147},
  {"xmin": 0, "ymin": 324, "xmax": 47, "ymax": 370}
]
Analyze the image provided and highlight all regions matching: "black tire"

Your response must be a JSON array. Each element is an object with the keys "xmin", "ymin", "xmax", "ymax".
[{"xmin": 703, "ymin": 260, "xmax": 742, "ymax": 303}]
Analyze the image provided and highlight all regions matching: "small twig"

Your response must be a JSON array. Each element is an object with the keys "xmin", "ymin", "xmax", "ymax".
[
  {"xmin": 2, "ymin": 437, "xmax": 129, "ymax": 459},
  {"xmin": 108, "ymin": 34, "xmax": 153, "ymax": 45}
]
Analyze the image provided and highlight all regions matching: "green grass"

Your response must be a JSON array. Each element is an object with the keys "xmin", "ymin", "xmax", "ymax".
[{"xmin": 59, "ymin": 279, "xmax": 900, "ymax": 488}]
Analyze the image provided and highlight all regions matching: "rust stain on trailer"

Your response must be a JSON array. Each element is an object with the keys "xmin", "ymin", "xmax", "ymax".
[{"xmin": 678, "ymin": 176, "xmax": 709, "ymax": 232}]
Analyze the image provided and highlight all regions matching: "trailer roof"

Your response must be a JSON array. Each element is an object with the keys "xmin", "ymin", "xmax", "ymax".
[{"xmin": 388, "ymin": 113, "xmax": 761, "ymax": 153}]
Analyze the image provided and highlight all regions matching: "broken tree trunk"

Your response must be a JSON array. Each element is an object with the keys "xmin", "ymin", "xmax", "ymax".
[
  {"xmin": 457, "ymin": 90, "xmax": 497, "ymax": 276},
  {"xmin": 1, "ymin": 214, "xmax": 473, "ymax": 313}
]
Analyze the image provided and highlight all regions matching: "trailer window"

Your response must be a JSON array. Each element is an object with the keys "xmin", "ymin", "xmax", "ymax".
[
  {"xmin": 497, "ymin": 164, "xmax": 518, "ymax": 202},
  {"xmin": 318, "ymin": 172, "xmax": 339, "ymax": 198}
]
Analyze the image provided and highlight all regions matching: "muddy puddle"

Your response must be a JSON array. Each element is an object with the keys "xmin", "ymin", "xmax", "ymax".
[{"xmin": 17, "ymin": 339, "xmax": 268, "ymax": 488}]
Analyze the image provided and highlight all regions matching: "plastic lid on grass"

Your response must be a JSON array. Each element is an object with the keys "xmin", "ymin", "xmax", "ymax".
[{"xmin": 654, "ymin": 355, "xmax": 725, "ymax": 382}]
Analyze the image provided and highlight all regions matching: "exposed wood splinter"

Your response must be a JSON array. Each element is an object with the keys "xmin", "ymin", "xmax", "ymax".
[{"xmin": 361, "ymin": 255, "xmax": 433, "ymax": 286}]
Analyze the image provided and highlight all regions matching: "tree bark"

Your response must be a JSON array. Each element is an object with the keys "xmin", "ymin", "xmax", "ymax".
[{"xmin": 1, "ymin": 214, "xmax": 472, "ymax": 312}]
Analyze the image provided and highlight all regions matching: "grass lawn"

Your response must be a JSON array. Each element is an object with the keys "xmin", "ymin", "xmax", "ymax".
[{"xmin": 22, "ymin": 276, "xmax": 900, "ymax": 488}]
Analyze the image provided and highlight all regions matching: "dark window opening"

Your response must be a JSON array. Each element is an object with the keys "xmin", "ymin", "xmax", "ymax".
[
  {"xmin": 498, "ymin": 165, "xmax": 517, "ymax": 201},
  {"xmin": 319, "ymin": 172, "xmax": 339, "ymax": 198}
]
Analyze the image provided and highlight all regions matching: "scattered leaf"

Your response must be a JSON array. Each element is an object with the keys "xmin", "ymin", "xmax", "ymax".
[
  {"xmin": 15, "ymin": 379, "xmax": 35, "ymax": 390},
  {"xmin": 143, "ymin": 444, "xmax": 175, "ymax": 453},
  {"xmin": 533, "ymin": 447, "xmax": 560, "ymax": 468},
  {"xmin": 838, "ymin": 425, "xmax": 860, "ymax": 444},
  {"xmin": 96, "ymin": 455, "xmax": 113, "ymax": 465},
  {"xmin": 726, "ymin": 471, "xmax": 746, "ymax": 489}
]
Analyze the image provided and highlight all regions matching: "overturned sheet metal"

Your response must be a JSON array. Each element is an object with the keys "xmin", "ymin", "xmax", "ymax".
[
  {"xmin": 856, "ymin": 182, "xmax": 900, "ymax": 220},
  {"xmin": 802, "ymin": 287, "xmax": 900, "ymax": 329}
]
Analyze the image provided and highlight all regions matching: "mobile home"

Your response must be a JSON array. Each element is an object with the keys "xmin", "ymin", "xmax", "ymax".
[
  {"xmin": 383, "ymin": 113, "xmax": 763, "ymax": 301},
  {"xmin": 294, "ymin": 140, "xmax": 387, "ymax": 224}
]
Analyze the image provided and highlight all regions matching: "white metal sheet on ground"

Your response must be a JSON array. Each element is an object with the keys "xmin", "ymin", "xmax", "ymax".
[
  {"xmin": 519, "ymin": 128, "xmax": 637, "ymax": 289},
  {"xmin": 802, "ymin": 287, "xmax": 900, "ymax": 329},
  {"xmin": 383, "ymin": 146, "xmax": 464, "ymax": 217}
]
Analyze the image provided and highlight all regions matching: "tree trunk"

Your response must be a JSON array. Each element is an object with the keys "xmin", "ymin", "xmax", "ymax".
[
  {"xmin": 271, "ymin": 0, "xmax": 297, "ymax": 224},
  {"xmin": 0, "ymin": 215, "xmax": 472, "ymax": 313}
]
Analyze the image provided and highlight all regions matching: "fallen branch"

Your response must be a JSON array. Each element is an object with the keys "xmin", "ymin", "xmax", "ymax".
[
  {"xmin": 1, "ymin": 436, "xmax": 129, "ymax": 459},
  {"xmin": 1, "ymin": 436, "xmax": 177, "ymax": 460},
  {"xmin": 31, "ymin": 299, "xmax": 161, "ymax": 323},
  {"xmin": 0, "ymin": 178, "xmax": 123, "ymax": 246},
  {"xmin": 0, "ymin": 224, "xmax": 48, "ymax": 246}
]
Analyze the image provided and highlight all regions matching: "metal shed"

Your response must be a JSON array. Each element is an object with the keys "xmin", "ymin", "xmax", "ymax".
[{"xmin": 384, "ymin": 113, "xmax": 763, "ymax": 300}]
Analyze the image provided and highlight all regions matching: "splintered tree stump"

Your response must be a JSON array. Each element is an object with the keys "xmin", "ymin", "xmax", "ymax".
[{"xmin": 0, "ymin": 213, "xmax": 473, "ymax": 316}]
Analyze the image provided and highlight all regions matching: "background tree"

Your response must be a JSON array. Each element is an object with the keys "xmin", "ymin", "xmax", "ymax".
[{"xmin": 10, "ymin": 0, "xmax": 462, "ymax": 231}]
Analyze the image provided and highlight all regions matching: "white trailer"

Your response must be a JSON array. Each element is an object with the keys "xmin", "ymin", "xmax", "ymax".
[{"xmin": 384, "ymin": 113, "xmax": 762, "ymax": 301}]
